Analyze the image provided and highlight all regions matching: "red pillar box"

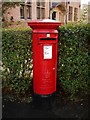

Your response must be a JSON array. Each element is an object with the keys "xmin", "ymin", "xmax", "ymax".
[{"xmin": 28, "ymin": 19, "xmax": 62, "ymax": 96}]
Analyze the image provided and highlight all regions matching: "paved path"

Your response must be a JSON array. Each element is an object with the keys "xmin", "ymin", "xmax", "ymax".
[{"xmin": 2, "ymin": 95, "xmax": 88, "ymax": 119}]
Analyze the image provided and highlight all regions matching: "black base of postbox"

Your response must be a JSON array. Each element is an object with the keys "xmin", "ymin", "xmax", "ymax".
[{"xmin": 32, "ymin": 93, "xmax": 55, "ymax": 110}]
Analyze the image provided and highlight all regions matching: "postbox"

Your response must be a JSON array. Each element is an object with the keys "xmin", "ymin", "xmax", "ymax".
[{"xmin": 28, "ymin": 19, "xmax": 62, "ymax": 96}]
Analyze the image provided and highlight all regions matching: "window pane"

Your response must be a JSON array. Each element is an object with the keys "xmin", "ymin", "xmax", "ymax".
[
  {"xmin": 41, "ymin": 0, "xmax": 45, "ymax": 7},
  {"xmin": 74, "ymin": 8, "xmax": 78, "ymax": 21},
  {"xmin": 37, "ymin": 7, "xmax": 40, "ymax": 19},
  {"xmin": 52, "ymin": 11, "xmax": 56, "ymax": 20},
  {"xmin": 37, "ymin": 0, "xmax": 40, "ymax": 6},
  {"xmin": 27, "ymin": 0, "xmax": 31, "ymax": 4},
  {"xmin": 68, "ymin": 6, "xmax": 73, "ymax": 21},
  {"xmin": 42, "ymin": 8, "xmax": 45, "ymax": 19},
  {"xmin": 27, "ymin": 6, "xmax": 31, "ymax": 19},
  {"xmin": 20, "ymin": 4, "xmax": 24, "ymax": 19}
]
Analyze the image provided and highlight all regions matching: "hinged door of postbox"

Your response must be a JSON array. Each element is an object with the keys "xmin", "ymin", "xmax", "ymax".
[{"xmin": 33, "ymin": 33, "xmax": 58, "ymax": 95}]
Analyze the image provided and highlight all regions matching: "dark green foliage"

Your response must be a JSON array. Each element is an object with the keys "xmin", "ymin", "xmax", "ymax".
[
  {"xmin": 58, "ymin": 24, "xmax": 90, "ymax": 98},
  {"xmin": 2, "ymin": 24, "xmax": 90, "ymax": 98},
  {"xmin": 2, "ymin": 28, "xmax": 32, "ymax": 95}
]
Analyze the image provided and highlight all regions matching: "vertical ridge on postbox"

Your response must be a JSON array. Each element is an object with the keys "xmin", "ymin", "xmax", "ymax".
[{"xmin": 28, "ymin": 19, "xmax": 62, "ymax": 96}]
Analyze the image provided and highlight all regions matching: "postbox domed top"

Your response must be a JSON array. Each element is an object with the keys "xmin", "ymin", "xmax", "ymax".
[{"xmin": 28, "ymin": 19, "xmax": 63, "ymax": 30}]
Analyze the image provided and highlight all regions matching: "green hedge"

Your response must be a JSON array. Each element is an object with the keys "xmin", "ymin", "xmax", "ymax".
[
  {"xmin": 58, "ymin": 24, "xmax": 90, "ymax": 98},
  {"xmin": 2, "ymin": 28, "xmax": 32, "ymax": 95},
  {"xmin": 2, "ymin": 24, "xmax": 90, "ymax": 98}
]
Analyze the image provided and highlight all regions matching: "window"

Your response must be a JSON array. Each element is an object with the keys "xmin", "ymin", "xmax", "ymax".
[
  {"xmin": 37, "ymin": 7, "xmax": 40, "ymax": 19},
  {"xmin": 20, "ymin": 4, "xmax": 24, "ymax": 19},
  {"xmin": 27, "ymin": 5, "xmax": 31, "ymax": 19},
  {"xmin": 36, "ymin": 0, "xmax": 45, "ymax": 19},
  {"xmin": 42, "ymin": 8, "xmax": 45, "ymax": 19},
  {"xmin": 52, "ymin": 11, "xmax": 56, "ymax": 20},
  {"xmin": 41, "ymin": 0, "xmax": 45, "ymax": 7},
  {"xmin": 37, "ymin": 0, "xmax": 40, "ymax": 6},
  {"xmin": 27, "ymin": 0, "xmax": 31, "ymax": 4},
  {"xmin": 26, "ymin": 1, "xmax": 31, "ymax": 19},
  {"xmin": 74, "ymin": 8, "xmax": 78, "ymax": 21},
  {"xmin": 20, "ymin": 1, "xmax": 31, "ymax": 20},
  {"xmin": 68, "ymin": 6, "xmax": 73, "ymax": 21}
]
